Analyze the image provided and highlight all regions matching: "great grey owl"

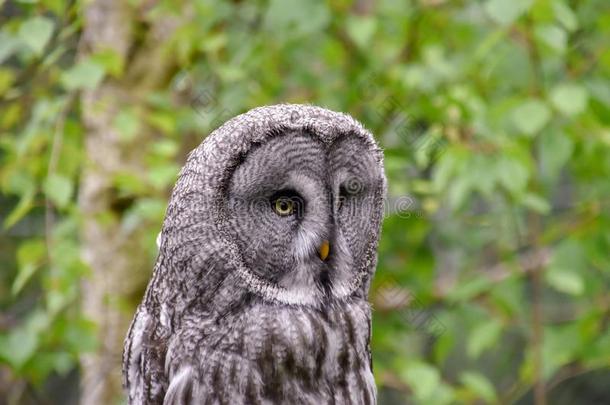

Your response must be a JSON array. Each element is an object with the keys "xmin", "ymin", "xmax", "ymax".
[{"xmin": 123, "ymin": 104, "xmax": 387, "ymax": 404}]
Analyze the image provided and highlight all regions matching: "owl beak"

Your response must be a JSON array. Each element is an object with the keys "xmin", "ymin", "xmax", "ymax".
[{"xmin": 318, "ymin": 240, "xmax": 330, "ymax": 261}]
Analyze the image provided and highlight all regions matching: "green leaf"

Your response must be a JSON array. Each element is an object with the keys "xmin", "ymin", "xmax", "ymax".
[
  {"xmin": 550, "ymin": 84, "xmax": 589, "ymax": 116},
  {"xmin": 3, "ymin": 188, "xmax": 35, "ymax": 229},
  {"xmin": 18, "ymin": 16, "xmax": 55, "ymax": 55},
  {"xmin": 0, "ymin": 68, "xmax": 15, "ymax": 94},
  {"xmin": 91, "ymin": 48, "xmax": 124, "ymax": 77},
  {"xmin": 12, "ymin": 262, "xmax": 38, "ymax": 296},
  {"xmin": 0, "ymin": 326, "xmax": 38, "ymax": 369},
  {"xmin": 545, "ymin": 240, "xmax": 586, "ymax": 296},
  {"xmin": 148, "ymin": 163, "xmax": 180, "ymax": 190},
  {"xmin": 151, "ymin": 140, "xmax": 179, "ymax": 158},
  {"xmin": 484, "ymin": 0, "xmax": 533, "ymax": 26},
  {"xmin": 113, "ymin": 171, "xmax": 147, "ymax": 194},
  {"xmin": 470, "ymin": 156, "xmax": 495, "ymax": 197},
  {"xmin": 60, "ymin": 59, "xmax": 105, "ymax": 91},
  {"xmin": 402, "ymin": 362, "xmax": 441, "ymax": 400},
  {"xmin": 0, "ymin": 311, "xmax": 49, "ymax": 369},
  {"xmin": 521, "ymin": 193, "xmax": 551, "ymax": 214},
  {"xmin": 264, "ymin": 0, "xmax": 330, "ymax": 37},
  {"xmin": 346, "ymin": 16, "xmax": 377, "ymax": 49},
  {"xmin": 47, "ymin": 289, "xmax": 70, "ymax": 315},
  {"xmin": 467, "ymin": 319, "xmax": 503, "ymax": 358},
  {"xmin": 55, "ymin": 353, "xmax": 75, "ymax": 376},
  {"xmin": 0, "ymin": 32, "xmax": 21, "ymax": 64},
  {"xmin": 113, "ymin": 110, "xmax": 140, "ymax": 141},
  {"xmin": 12, "ymin": 239, "xmax": 46, "ymax": 295},
  {"xmin": 447, "ymin": 176, "xmax": 471, "ymax": 209},
  {"xmin": 546, "ymin": 270, "xmax": 584, "ymax": 296},
  {"xmin": 553, "ymin": 2, "xmax": 578, "ymax": 32},
  {"xmin": 542, "ymin": 324, "xmax": 580, "ymax": 377},
  {"xmin": 512, "ymin": 100, "xmax": 551, "ymax": 136},
  {"xmin": 433, "ymin": 149, "xmax": 462, "ymax": 192},
  {"xmin": 535, "ymin": 25, "xmax": 567, "ymax": 53},
  {"xmin": 131, "ymin": 198, "xmax": 167, "ymax": 222},
  {"xmin": 447, "ymin": 277, "xmax": 493, "ymax": 303},
  {"xmin": 587, "ymin": 79, "xmax": 610, "ymax": 108},
  {"xmin": 496, "ymin": 156, "xmax": 529, "ymax": 196},
  {"xmin": 44, "ymin": 173, "xmax": 73, "ymax": 208},
  {"xmin": 64, "ymin": 318, "xmax": 99, "ymax": 353},
  {"xmin": 461, "ymin": 371, "xmax": 498, "ymax": 403},
  {"xmin": 539, "ymin": 130, "xmax": 573, "ymax": 180}
]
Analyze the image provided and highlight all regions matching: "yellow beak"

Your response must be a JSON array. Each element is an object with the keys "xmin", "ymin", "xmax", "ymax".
[{"xmin": 319, "ymin": 240, "xmax": 330, "ymax": 261}]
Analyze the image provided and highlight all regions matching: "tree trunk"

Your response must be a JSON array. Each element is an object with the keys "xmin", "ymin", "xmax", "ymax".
[
  {"xmin": 78, "ymin": 0, "xmax": 186, "ymax": 401},
  {"xmin": 78, "ymin": 1, "xmax": 136, "ymax": 404}
]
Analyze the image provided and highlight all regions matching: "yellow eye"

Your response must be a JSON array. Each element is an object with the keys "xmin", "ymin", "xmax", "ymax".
[{"xmin": 274, "ymin": 197, "xmax": 294, "ymax": 216}]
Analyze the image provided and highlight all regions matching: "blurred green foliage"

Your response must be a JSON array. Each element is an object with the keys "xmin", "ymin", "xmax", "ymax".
[{"xmin": 1, "ymin": 0, "xmax": 610, "ymax": 403}]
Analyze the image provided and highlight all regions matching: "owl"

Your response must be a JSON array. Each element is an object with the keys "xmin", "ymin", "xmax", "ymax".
[{"xmin": 123, "ymin": 104, "xmax": 387, "ymax": 404}]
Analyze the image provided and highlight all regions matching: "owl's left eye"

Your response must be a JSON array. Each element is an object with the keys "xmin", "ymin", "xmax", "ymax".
[{"xmin": 270, "ymin": 190, "xmax": 303, "ymax": 217}]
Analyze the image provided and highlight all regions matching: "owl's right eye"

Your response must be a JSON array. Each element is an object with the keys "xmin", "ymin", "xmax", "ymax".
[
  {"xmin": 270, "ymin": 190, "xmax": 303, "ymax": 218},
  {"xmin": 274, "ymin": 197, "xmax": 294, "ymax": 216}
]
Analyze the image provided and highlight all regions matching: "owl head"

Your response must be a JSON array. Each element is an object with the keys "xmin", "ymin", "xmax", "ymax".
[{"xmin": 158, "ymin": 104, "xmax": 386, "ymax": 307}]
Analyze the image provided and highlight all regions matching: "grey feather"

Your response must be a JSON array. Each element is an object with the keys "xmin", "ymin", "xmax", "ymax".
[{"xmin": 123, "ymin": 104, "xmax": 386, "ymax": 404}]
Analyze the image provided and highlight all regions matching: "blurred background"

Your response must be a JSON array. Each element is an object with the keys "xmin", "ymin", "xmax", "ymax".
[{"xmin": 1, "ymin": 0, "xmax": 610, "ymax": 404}]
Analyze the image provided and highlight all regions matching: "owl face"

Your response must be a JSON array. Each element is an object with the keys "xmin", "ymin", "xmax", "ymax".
[{"xmin": 226, "ymin": 130, "xmax": 384, "ymax": 305}]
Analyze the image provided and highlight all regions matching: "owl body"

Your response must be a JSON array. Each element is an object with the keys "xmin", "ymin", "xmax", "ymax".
[{"xmin": 123, "ymin": 105, "xmax": 386, "ymax": 404}]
